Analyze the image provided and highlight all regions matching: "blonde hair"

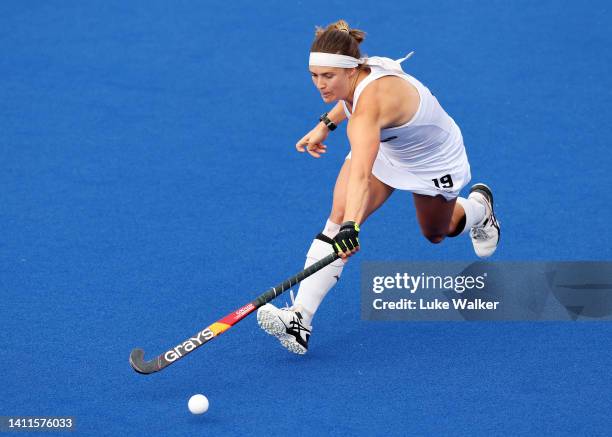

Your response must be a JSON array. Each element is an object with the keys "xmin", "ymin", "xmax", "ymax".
[{"xmin": 311, "ymin": 20, "xmax": 366, "ymax": 60}]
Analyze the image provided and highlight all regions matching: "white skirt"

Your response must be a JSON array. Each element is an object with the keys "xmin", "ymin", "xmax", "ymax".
[{"xmin": 346, "ymin": 144, "xmax": 471, "ymax": 200}]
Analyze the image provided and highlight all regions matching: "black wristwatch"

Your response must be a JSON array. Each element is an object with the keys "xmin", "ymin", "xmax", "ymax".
[{"xmin": 319, "ymin": 112, "xmax": 337, "ymax": 131}]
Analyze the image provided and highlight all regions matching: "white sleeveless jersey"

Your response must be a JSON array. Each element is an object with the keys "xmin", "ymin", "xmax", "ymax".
[{"xmin": 341, "ymin": 57, "xmax": 466, "ymax": 175}]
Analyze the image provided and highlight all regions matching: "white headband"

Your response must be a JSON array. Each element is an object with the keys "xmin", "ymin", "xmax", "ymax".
[
  {"xmin": 309, "ymin": 52, "xmax": 365, "ymax": 68},
  {"xmin": 309, "ymin": 51, "xmax": 415, "ymax": 71}
]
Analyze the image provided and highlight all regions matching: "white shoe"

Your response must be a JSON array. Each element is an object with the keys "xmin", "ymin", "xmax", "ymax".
[
  {"xmin": 257, "ymin": 303, "xmax": 311, "ymax": 354},
  {"xmin": 468, "ymin": 183, "xmax": 500, "ymax": 258},
  {"xmin": 257, "ymin": 303, "xmax": 312, "ymax": 355}
]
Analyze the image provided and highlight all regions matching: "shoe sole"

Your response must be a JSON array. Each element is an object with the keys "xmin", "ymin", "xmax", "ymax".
[
  {"xmin": 470, "ymin": 183, "xmax": 494, "ymax": 206},
  {"xmin": 257, "ymin": 306, "xmax": 307, "ymax": 355}
]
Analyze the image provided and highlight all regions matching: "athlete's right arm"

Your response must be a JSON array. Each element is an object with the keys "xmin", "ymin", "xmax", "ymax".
[{"xmin": 296, "ymin": 102, "xmax": 347, "ymax": 158}]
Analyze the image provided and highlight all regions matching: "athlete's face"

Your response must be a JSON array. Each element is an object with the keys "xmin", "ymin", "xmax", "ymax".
[{"xmin": 309, "ymin": 66, "xmax": 356, "ymax": 103}]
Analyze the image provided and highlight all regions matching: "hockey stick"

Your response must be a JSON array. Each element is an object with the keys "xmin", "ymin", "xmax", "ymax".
[{"xmin": 129, "ymin": 252, "xmax": 340, "ymax": 374}]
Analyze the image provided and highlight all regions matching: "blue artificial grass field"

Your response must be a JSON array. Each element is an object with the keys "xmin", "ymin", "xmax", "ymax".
[{"xmin": 1, "ymin": 1, "xmax": 611, "ymax": 435}]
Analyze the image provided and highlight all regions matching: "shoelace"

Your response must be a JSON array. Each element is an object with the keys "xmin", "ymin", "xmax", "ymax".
[
  {"xmin": 282, "ymin": 290, "xmax": 296, "ymax": 311},
  {"xmin": 284, "ymin": 290, "xmax": 311, "ymax": 334}
]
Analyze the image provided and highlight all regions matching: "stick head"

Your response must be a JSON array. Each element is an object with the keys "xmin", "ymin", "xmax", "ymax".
[{"xmin": 129, "ymin": 348, "xmax": 161, "ymax": 374}]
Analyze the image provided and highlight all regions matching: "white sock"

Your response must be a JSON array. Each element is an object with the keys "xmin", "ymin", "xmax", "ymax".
[
  {"xmin": 293, "ymin": 220, "xmax": 344, "ymax": 325},
  {"xmin": 456, "ymin": 197, "xmax": 486, "ymax": 234},
  {"xmin": 321, "ymin": 219, "xmax": 341, "ymax": 238}
]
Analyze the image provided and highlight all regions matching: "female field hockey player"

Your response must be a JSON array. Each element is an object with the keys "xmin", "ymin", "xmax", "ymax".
[{"xmin": 257, "ymin": 20, "xmax": 500, "ymax": 354}]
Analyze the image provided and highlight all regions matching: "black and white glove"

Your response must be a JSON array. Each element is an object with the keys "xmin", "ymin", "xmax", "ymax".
[{"xmin": 333, "ymin": 221, "xmax": 360, "ymax": 256}]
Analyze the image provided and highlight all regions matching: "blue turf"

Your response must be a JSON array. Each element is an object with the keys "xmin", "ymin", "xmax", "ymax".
[{"xmin": 1, "ymin": 1, "xmax": 611, "ymax": 435}]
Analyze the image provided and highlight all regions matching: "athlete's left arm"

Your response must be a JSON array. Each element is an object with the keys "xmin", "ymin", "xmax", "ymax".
[{"xmin": 343, "ymin": 91, "xmax": 382, "ymax": 225}]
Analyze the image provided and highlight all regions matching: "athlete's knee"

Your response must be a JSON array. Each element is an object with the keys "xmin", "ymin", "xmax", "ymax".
[{"xmin": 422, "ymin": 231, "xmax": 446, "ymax": 244}]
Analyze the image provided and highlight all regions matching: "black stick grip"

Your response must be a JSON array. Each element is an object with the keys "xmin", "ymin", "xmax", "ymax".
[{"xmin": 253, "ymin": 252, "xmax": 339, "ymax": 307}]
